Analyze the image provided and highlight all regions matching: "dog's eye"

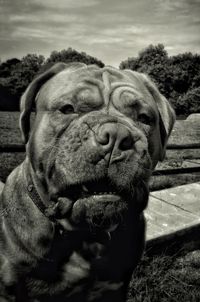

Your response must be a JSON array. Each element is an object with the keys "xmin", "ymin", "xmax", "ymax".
[
  {"xmin": 138, "ymin": 113, "xmax": 152, "ymax": 125},
  {"xmin": 60, "ymin": 104, "xmax": 75, "ymax": 114}
]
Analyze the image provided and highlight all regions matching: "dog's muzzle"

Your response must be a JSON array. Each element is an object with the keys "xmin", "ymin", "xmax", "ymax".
[{"xmin": 92, "ymin": 121, "xmax": 135, "ymax": 165}]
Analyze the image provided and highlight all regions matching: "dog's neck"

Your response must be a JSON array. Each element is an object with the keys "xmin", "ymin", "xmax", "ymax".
[
  {"xmin": 23, "ymin": 159, "xmax": 59, "ymax": 222},
  {"xmin": 23, "ymin": 160, "xmax": 115, "ymax": 243}
]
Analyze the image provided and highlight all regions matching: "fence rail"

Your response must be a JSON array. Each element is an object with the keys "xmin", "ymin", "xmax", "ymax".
[
  {"xmin": 0, "ymin": 144, "xmax": 25, "ymax": 152},
  {"xmin": 1, "ymin": 115, "xmax": 200, "ymax": 191},
  {"xmin": 0, "ymin": 142, "xmax": 200, "ymax": 172},
  {"xmin": 1, "ymin": 142, "xmax": 200, "ymax": 152}
]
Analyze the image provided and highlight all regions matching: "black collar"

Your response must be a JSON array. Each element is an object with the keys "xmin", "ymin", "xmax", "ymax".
[
  {"xmin": 24, "ymin": 165, "xmax": 112, "ymax": 242},
  {"xmin": 26, "ymin": 169, "xmax": 57, "ymax": 222}
]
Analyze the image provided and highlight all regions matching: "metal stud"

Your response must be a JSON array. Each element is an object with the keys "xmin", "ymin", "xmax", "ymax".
[{"xmin": 27, "ymin": 184, "xmax": 33, "ymax": 192}]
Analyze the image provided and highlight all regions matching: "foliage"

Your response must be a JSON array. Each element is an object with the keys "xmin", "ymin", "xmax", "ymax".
[
  {"xmin": 0, "ymin": 49, "xmax": 104, "ymax": 110},
  {"xmin": 9, "ymin": 54, "xmax": 45, "ymax": 97},
  {"xmin": 46, "ymin": 48, "xmax": 104, "ymax": 67},
  {"xmin": 120, "ymin": 44, "xmax": 200, "ymax": 115},
  {"xmin": 176, "ymin": 87, "xmax": 200, "ymax": 115},
  {"xmin": 0, "ymin": 58, "xmax": 21, "ymax": 77},
  {"xmin": 39, "ymin": 48, "xmax": 104, "ymax": 73},
  {"xmin": 120, "ymin": 44, "xmax": 168, "ymax": 69},
  {"xmin": 0, "ymin": 54, "xmax": 45, "ymax": 110},
  {"xmin": 0, "ymin": 44, "xmax": 200, "ymax": 115},
  {"xmin": 0, "ymin": 84, "xmax": 19, "ymax": 111}
]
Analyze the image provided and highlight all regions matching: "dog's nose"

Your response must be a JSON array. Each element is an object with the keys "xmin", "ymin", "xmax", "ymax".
[{"xmin": 96, "ymin": 123, "xmax": 134, "ymax": 162}]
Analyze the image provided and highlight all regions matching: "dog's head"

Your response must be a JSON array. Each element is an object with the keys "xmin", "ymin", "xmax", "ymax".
[{"xmin": 20, "ymin": 63, "xmax": 175, "ymax": 232}]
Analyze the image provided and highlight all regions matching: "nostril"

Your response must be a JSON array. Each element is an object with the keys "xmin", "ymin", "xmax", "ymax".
[
  {"xmin": 99, "ymin": 132, "xmax": 110, "ymax": 146},
  {"xmin": 96, "ymin": 123, "xmax": 136, "ymax": 154},
  {"xmin": 119, "ymin": 135, "xmax": 134, "ymax": 151}
]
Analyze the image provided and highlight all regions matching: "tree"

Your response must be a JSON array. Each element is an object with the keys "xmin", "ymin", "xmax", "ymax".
[
  {"xmin": 170, "ymin": 53, "xmax": 200, "ymax": 92},
  {"xmin": 119, "ymin": 45, "xmax": 200, "ymax": 115},
  {"xmin": 0, "ymin": 84, "xmax": 19, "ymax": 111},
  {"xmin": 0, "ymin": 49, "xmax": 105, "ymax": 110},
  {"xmin": 0, "ymin": 54, "xmax": 45, "ymax": 110},
  {"xmin": 192, "ymin": 71, "xmax": 200, "ymax": 89},
  {"xmin": 45, "ymin": 48, "xmax": 104, "ymax": 67},
  {"xmin": 176, "ymin": 87, "xmax": 200, "ymax": 115},
  {"xmin": 120, "ymin": 44, "xmax": 173, "ymax": 97},
  {"xmin": 120, "ymin": 44, "xmax": 168, "ymax": 70},
  {"xmin": 0, "ymin": 58, "xmax": 21, "ymax": 77},
  {"xmin": 6, "ymin": 54, "xmax": 45, "ymax": 98}
]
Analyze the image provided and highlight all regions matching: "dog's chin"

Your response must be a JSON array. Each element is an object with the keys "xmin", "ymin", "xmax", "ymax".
[
  {"xmin": 58, "ymin": 195, "xmax": 128, "ymax": 234},
  {"xmin": 50, "ymin": 178, "xmax": 130, "ymax": 233},
  {"xmin": 70, "ymin": 193, "xmax": 128, "ymax": 231}
]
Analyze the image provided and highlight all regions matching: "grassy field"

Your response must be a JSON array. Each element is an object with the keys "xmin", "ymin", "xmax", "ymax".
[
  {"xmin": 127, "ymin": 250, "xmax": 200, "ymax": 302},
  {"xmin": 0, "ymin": 111, "xmax": 21, "ymax": 145},
  {"xmin": 0, "ymin": 112, "xmax": 24, "ymax": 181},
  {"xmin": 0, "ymin": 111, "xmax": 200, "ymax": 301}
]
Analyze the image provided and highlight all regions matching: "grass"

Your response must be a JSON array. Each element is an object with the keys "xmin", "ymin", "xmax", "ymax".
[
  {"xmin": 0, "ymin": 111, "xmax": 21, "ymax": 145},
  {"xmin": 0, "ymin": 152, "xmax": 25, "ymax": 182},
  {"xmin": 127, "ymin": 250, "xmax": 200, "ymax": 302},
  {"xmin": 1, "ymin": 111, "xmax": 200, "ymax": 301},
  {"xmin": 0, "ymin": 112, "xmax": 24, "ymax": 182}
]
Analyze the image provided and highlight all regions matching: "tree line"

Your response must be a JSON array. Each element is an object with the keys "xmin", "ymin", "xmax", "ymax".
[
  {"xmin": 0, "ymin": 48, "xmax": 104, "ymax": 111},
  {"xmin": 0, "ymin": 44, "xmax": 200, "ymax": 116},
  {"xmin": 120, "ymin": 44, "xmax": 200, "ymax": 116}
]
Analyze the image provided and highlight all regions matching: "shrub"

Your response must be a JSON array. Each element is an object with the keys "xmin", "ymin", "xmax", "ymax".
[{"xmin": 176, "ymin": 87, "xmax": 200, "ymax": 115}]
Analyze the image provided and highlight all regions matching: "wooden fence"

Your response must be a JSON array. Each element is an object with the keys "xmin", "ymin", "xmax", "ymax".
[{"xmin": 0, "ymin": 117, "xmax": 200, "ymax": 191}]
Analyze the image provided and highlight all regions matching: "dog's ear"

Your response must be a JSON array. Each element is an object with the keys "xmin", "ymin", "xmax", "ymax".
[
  {"xmin": 124, "ymin": 70, "xmax": 176, "ymax": 161},
  {"xmin": 19, "ymin": 62, "xmax": 86, "ymax": 144},
  {"xmin": 139, "ymin": 74, "xmax": 176, "ymax": 161}
]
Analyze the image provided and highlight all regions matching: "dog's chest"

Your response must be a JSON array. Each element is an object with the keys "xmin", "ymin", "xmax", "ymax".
[{"xmin": 26, "ymin": 240, "xmax": 122, "ymax": 301}]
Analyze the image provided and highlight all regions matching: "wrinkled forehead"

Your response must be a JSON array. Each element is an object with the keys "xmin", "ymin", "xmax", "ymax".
[{"xmin": 37, "ymin": 65, "xmax": 155, "ymax": 108}]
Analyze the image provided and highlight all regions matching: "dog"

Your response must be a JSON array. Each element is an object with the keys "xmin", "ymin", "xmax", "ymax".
[{"xmin": 0, "ymin": 62, "xmax": 175, "ymax": 301}]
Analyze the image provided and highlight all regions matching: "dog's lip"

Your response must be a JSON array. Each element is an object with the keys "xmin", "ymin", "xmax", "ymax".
[
  {"xmin": 81, "ymin": 184, "xmax": 117, "ymax": 196},
  {"xmin": 54, "ymin": 191, "xmax": 123, "ymax": 218},
  {"xmin": 52, "ymin": 178, "xmax": 128, "ymax": 232},
  {"xmin": 57, "ymin": 217, "xmax": 119, "ymax": 234},
  {"xmin": 79, "ymin": 192, "xmax": 121, "ymax": 201},
  {"xmin": 56, "ymin": 178, "xmax": 123, "ymax": 201},
  {"xmin": 57, "ymin": 190, "xmax": 122, "ymax": 203},
  {"xmin": 80, "ymin": 181, "xmax": 117, "ymax": 195}
]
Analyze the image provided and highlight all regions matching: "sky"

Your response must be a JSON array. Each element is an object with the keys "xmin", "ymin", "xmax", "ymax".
[{"xmin": 0, "ymin": 0, "xmax": 200, "ymax": 67}]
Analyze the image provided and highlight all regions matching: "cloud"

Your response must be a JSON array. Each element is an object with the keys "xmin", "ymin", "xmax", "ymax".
[
  {"xmin": 11, "ymin": 27, "xmax": 50, "ymax": 39},
  {"xmin": 155, "ymin": 0, "xmax": 188, "ymax": 12},
  {"xmin": 0, "ymin": 0, "xmax": 200, "ymax": 66},
  {"xmin": 33, "ymin": 0, "xmax": 99, "ymax": 9},
  {"xmin": 9, "ymin": 13, "xmax": 80, "ymax": 24}
]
